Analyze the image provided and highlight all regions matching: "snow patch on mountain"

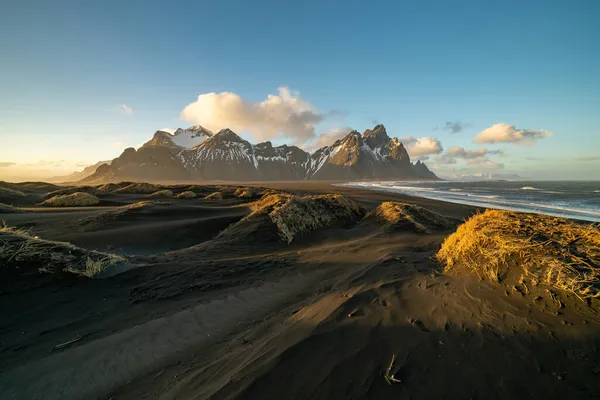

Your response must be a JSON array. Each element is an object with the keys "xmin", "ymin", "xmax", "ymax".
[{"xmin": 168, "ymin": 126, "xmax": 213, "ymax": 149}]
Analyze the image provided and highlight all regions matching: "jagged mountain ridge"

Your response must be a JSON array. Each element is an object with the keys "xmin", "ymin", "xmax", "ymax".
[
  {"xmin": 47, "ymin": 160, "xmax": 112, "ymax": 183},
  {"xmin": 83, "ymin": 124, "xmax": 438, "ymax": 182},
  {"xmin": 307, "ymin": 125, "xmax": 414, "ymax": 180}
]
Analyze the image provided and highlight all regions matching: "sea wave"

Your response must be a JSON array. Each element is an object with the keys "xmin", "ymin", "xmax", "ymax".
[
  {"xmin": 388, "ymin": 186, "xmax": 435, "ymax": 192},
  {"xmin": 336, "ymin": 182, "xmax": 600, "ymax": 222},
  {"xmin": 527, "ymin": 202, "xmax": 600, "ymax": 217}
]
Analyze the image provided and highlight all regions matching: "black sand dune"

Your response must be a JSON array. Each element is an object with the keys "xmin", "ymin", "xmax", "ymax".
[{"xmin": 0, "ymin": 182, "xmax": 598, "ymax": 400}]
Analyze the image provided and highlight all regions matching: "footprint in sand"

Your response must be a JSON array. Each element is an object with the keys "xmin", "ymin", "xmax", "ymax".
[{"xmin": 406, "ymin": 317, "xmax": 429, "ymax": 332}]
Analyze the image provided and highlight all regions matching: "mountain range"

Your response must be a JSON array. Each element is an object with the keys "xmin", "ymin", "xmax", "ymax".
[
  {"xmin": 80, "ymin": 124, "xmax": 438, "ymax": 183},
  {"xmin": 48, "ymin": 160, "xmax": 112, "ymax": 183}
]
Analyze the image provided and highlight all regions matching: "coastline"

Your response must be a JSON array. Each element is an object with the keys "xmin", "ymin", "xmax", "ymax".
[{"xmin": 336, "ymin": 180, "xmax": 600, "ymax": 223}]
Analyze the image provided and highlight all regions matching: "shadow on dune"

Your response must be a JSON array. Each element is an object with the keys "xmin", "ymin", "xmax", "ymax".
[
  {"xmin": 112, "ymin": 255, "xmax": 600, "ymax": 400},
  {"xmin": 230, "ymin": 321, "xmax": 600, "ymax": 400},
  {"xmin": 1, "ymin": 247, "xmax": 599, "ymax": 400}
]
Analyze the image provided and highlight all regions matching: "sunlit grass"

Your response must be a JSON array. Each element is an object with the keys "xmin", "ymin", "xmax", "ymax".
[{"xmin": 436, "ymin": 209, "xmax": 600, "ymax": 300}]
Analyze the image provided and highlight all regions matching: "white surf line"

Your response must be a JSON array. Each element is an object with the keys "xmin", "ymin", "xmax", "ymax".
[{"xmin": 0, "ymin": 272, "xmax": 322, "ymax": 400}]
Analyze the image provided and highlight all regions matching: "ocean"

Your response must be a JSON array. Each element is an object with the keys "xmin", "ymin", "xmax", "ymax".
[{"xmin": 338, "ymin": 180, "xmax": 600, "ymax": 222}]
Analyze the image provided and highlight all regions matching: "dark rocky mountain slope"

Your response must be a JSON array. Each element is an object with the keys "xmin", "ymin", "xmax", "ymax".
[{"xmin": 83, "ymin": 124, "xmax": 438, "ymax": 183}]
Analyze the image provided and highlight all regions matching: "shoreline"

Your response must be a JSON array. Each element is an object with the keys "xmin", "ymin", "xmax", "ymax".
[{"xmin": 336, "ymin": 181, "xmax": 600, "ymax": 223}]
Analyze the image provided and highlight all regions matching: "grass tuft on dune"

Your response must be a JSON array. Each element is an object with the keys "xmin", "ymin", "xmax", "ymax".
[
  {"xmin": 115, "ymin": 182, "xmax": 161, "ymax": 194},
  {"xmin": 96, "ymin": 182, "xmax": 133, "ymax": 192},
  {"xmin": 234, "ymin": 187, "xmax": 254, "ymax": 198},
  {"xmin": 78, "ymin": 200, "xmax": 168, "ymax": 225},
  {"xmin": 43, "ymin": 186, "xmax": 97, "ymax": 200},
  {"xmin": 0, "ymin": 223, "xmax": 125, "ymax": 278},
  {"xmin": 150, "ymin": 190, "xmax": 173, "ymax": 197},
  {"xmin": 41, "ymin": 192, "xmax": 100, "ymax": 207},
  {"xmin": 204, "ymin": 191, "xmax": 224, "ymax": 200},
  {"xmin": 367, "ymin": 201, "xmax": 455, "ymax": 232},
  {"xmin": 248, "ymin": 193, "xmax": 365, "ymax": 243},
  {"xmin": 436, "ymin": 209, "xmax": 600, "ymax": 300},
  {"xmin": 176, "ymin": 190, "xmax": 197, "ymax": 199}
]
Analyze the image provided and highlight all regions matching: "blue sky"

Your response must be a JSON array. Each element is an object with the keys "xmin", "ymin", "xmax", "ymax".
[{"xmin": 1, "ymin": 0, "xmax": 599, "ymax": 180}]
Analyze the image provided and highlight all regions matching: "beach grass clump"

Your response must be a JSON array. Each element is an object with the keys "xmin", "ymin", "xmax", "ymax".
[
  {"xmin": 234, "ymin": 187, "xmax": 254, "ymax": 198},
  {"xmin": 150, "ymin": 189, "xmax": 173, "ymax": 197},
  {"xmin": 367, "ymin": 202, "xmax": 455, "ymax": 232},
  {"xmin": 41, "ymin": 192, "xmax": 100, "ymax": 207},
  {"xmin": 0, "ymin": 223, "xmax": 125, "ymax": 278},
  {"xmin": 176, "ymin": 190, "xmax": 197, "ymax": 199},
  {"xmin": 78, "ymin": 200, "xmax": 161, "ymax": 225},
  {"xmin": 436, "ymin": 209, "xmax": 600, "ymax": 300},
  {"xmin": 249, "ymin": 193, "xmax": 365, "ymax": 243},
  {"xmin": 96, "ymin": 182, "xmax": 133, "ymax": 192},
  {"xmin": 43, "ymin": 186, "xmax": 97, "ymax": 200},
  {"xmin": 115, "ymin": 182, "xmax": 161, "ymax": 194},
  {"xmin": 184, "ymin": 185, "xmax": 208, "ymax": 194},
  {"xmin": 204, "ymin": 191, "xmax": 224, "ymax": 200}
]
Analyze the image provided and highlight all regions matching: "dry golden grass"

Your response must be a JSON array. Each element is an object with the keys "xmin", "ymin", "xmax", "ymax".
[
  {"xmin": 204, "ymin": 192, "xmax": 223, "ymax": 200},
  {"xmin": 234, "ymin": 187, "xmax": 254, "ymax": 198},
  {"xmin": 115, "ymin": 182, "xmax": 160, "ymax": 194},
  {"xmin": 43, "ymin": 186, "xmax": 97, "ymax": 200},
  {"xmin": 150, "ymin": 189, "xmax": 173, "ymax": 197},
  {"xmin": 78, "ymin": 200, "xmax": 164, "ymax": 225},
  {"xmin": 0, "ymin": 224, "xmax": 125, "ymax": 278},
  {"xmin": 176, "ymin": 190, "xmax": 197, "ymax": 199},
  {"xmin": 436, "ymin": 210, "xmax": 600, "ymax": 300},
  {"xmin": 73, "ymin": 254, "xmax": 126, "ymax": 278},
  {"xmin": 367, "ymin": 201, "xmax": 455, "ymax": 232},
  {"xmin": 96, "ymin": 182, "xmax": 132, "ymax": 192},
  {"xmin": 248, "ymin": 193, "xmax": 365, "ymax": 243},
  {"xmin": 41, "ymin": 192, "xmax": 100, "ymax": 207},
  {"xmin": 122, "ymin": 200, "xmax": 156, "ymax": 209}
]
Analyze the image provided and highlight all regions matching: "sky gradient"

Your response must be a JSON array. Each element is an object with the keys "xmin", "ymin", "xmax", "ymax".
[{"xmin": 1, "ymin": 0, "xmax": 599, "ymax": 180}]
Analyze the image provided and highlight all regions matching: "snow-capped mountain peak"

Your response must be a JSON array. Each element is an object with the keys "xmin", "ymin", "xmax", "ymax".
[
  {"xmin": 169, "ymin": 126, "xmax": 214, "ymax": 148},
  {"xmin": 85, "ymin": 124, "xmax": 438, "ymax": 182}
]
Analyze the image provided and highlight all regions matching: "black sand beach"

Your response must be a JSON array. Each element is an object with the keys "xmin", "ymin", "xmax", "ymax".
[{"xmin": 0, "ymin": 181, "xmax": 598, "ymax": 400}]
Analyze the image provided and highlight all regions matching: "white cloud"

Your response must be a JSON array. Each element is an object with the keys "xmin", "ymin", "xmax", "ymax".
[
  {"xmin": 400, "ymin": 136, "xmax": 443, "ymax": 157},
  {"xmin": 447, "ymin": 146, "xmax": 503, "ymax": 159},
  {"xmin": 434, "ymin": 154, "xmax": 456, "ymax": 164},
  {"xmin": 469, "ymin": 160, "xmax": 504, "ymax": 169},
  {"xmin": 435, "ymin": 146, "xmax": 503, "ymax": 168},
  {"xmin": 180, "ymin": 87, "xmax": 330, "ymax": 146},
  {"xmin": 118, "ymin": 104, "xmax": 133, "ymax": 116},
  {"xmin": 159, "ymin": 128, "xmax": 176, "ymax": 134},
  {"xmin": 474, "ymin": 123, "xmax": 551, "ymax": 145},
  {"xmin": 465, "ymin": 156, "xmax": 504, "ymax": 169},
  {"xmin": 307, "ymin": 127, "xmax": 353, "ymax": 152},
  {"xmin": 24, "ymin": 160, "xmax": 69, "ymax": 168}
]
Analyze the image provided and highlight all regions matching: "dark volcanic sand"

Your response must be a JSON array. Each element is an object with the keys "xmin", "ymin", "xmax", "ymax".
[{"xmin": 0, "ymin": 182, "xmax": 598, "ymax": 400}]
